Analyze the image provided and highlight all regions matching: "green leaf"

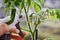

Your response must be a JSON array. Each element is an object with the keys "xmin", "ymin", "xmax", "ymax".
[
  {"xmin": 20, "ymin": 3, "xmax": 23, "ymax": 13},
  {"xmin": 22, "ymin": 0, "xmax": 24, "ymax": 8},
  {"xmin": 14, "ymin": 1, "xmax": 20, "ymax": 6},
  {"xmin": 4, "ymin": 0, "xmax": 9, "ymax": 3},
  {"xmin": 50, "ymin": 11, "xmax": 55, "ymax": 16},
  {"xmin": 50, "ymin": 9, "xmax": 56, "ymax": 16},
  {"xmin": 49, "ymin": 9, "xmax": 57, "ymax": 20},
  {"xmin": 27, "ymin": 0, "xmax": 31, "ymax": 6},
  {"xmin": 38, "ymin": 0, "xmax": 44, "ymax": 6},
  {"xmin": 20, "ymin": 3, "xmax": 23, "ymax": 9},
  {"xmin": 6, "ymin": 8, "xmax": 16, "ymax": 25},
  {"xmin": 33, "ymin": 0, "xmax": 41, "ymax": 13},
  {"xmin": 11, "ymin": 0, "xmax": 15, "ymax": 1},
  {"xmin": 34, "ymin": 3, "xmax": 41, "ymax": 13},
  {"xmin": 17, "ymin": 0, "xmax": 22, "ymax": 2},
  {"xmin": 51, "ymin": 14, "xmax": 57, "ymax": 21},
  {"xmin": 56, "ymin": 13, "xmax": 60, "ymax": 19},
  {"xmin": 29, "ymin": 1, "xmax": 34, "ymax": 8},
  {"xmin": 56, "ymin": 10, "xmax": 60, "ymax": 19},
  {"xmin": 5, "ymin": 8, "xmax": 10, "ymax": 16},
  {"xmin": 20, "ymin": 0, "xmax": 24, "ymax": 10},
  {"xmin": 8, "ymin": 2, "xmax": 11, "ymax": 7}
]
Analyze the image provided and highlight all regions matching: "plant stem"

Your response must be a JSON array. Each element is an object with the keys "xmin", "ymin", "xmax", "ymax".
[
  {"xmin": 24, "ymin": 6, "xmax": 32, "ymax": 34},
  {"xmin": 35, "ymin": 29, "xmax": 38, "ymax": 40},
  {"xmin": 24, "ymin": 5, "xmax": 36, "ymax": 40},
  {"xmin": 33, "ymin": 24, "xmax": 38, "ymax": 34},
  {"xmin": 32, "ymin": 33, "xmax": 34, "ymax": 40}
]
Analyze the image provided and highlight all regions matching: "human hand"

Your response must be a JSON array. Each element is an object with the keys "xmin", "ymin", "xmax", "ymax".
[
  {"xmin": 0, "ymin": 23, "xmax": 19, "ymax": 37},
  {"xmin": 11, "ymin": 32, "xmax": 26, "ymax": 40}
]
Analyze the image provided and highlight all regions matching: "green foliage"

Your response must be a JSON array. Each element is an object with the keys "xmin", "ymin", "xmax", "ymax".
[
  {"xmin": 17, "ymin": 0, "xmax": 22, "ymax": 2},
  {"xmin": 14, "ymin": 0, "xmax": 22, "ymax": 6},
  {"xmin": 27, "ymin": 0, "xmax": 31, "ymax": 6},
  {"xmin": 49, "ymin": 9, "xmax": 60, "ymax": 20},
  {"xmin": 8, "ymin": 2, "xmax": 11, "ymax": 7},
  {"xmin": 34, "ymin": 3, "xmax": 41, "ymax": 13},
  {"xmin": 56, "ymin": 9, "xmax": 60, "ymax": 19},
  {"xmin": 49, "ymin": 9, "xmax": 57, "ymax": 20},
  {"xmin": 4, "ymin": 0, "xmax": 9, "ymax": 3},
  {"xmin": 38, "ymin": 0, "xmax": 44, "ymax": 7},
  {"xmin": 14, "ymin": 1, "xmax": 20, "ymax": 6},
  {"xmin": 6, "ymin": 8, "xmax": 16, "ymax": 25},
  {"xmin": 33, "ymin": 0, "xmax": 41, "ymax": 13}
]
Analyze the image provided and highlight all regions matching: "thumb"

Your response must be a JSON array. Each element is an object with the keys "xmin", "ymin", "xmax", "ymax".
[{"xmin": 9, "ymin": 26, "xmax": 20, "ymax": 34}]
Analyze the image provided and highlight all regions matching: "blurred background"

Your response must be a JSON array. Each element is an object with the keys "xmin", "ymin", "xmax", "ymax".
[{"xmin": 44, "ymin": 0, "xmax": 60, "ymax": 8}]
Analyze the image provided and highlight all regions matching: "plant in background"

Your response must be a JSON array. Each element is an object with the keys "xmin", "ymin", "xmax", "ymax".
[{"xmin": 47, "ymin": 9, "xmax": 60, "ymax": 21}]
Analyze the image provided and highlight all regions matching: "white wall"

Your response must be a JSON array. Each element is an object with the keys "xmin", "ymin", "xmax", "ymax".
[{"xmin": 44, "ymin": 0, "xmax": 60, "ymax": 8}]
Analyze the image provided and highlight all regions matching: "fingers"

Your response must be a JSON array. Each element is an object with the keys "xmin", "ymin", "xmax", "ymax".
[
  {"xmin": 0, "ymin": 23, "xmax": 26, "ymax": 37},
  {"xmin": 0, "ymin": 23, "xmax": 20, "ymax": 36},
  {"xmin": 11, "ymin": 34, "xmax": 24, "ymax": 40},
  {"xmin": 0, "ymin": 23, "xmax": 9, "ymax": 36},
  {"xmin": 22, "ymin": 31, "xmax": 26, "ymax": 36},
  {"xmin": 8, "ymin": 26, "xmax": 20, "ymax": 34}
]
